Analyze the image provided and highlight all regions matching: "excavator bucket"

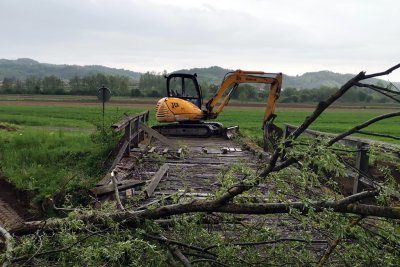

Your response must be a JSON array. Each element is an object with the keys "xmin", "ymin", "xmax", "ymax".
[
  {"xmin": 263, "ymin": 123, "xmax": 283, "ymax": 152},
  {"xmin": 221, "ymin": 125, "xmax": 239, "ymax": 139}
]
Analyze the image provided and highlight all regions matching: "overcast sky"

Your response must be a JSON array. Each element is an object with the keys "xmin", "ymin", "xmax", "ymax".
[{"xmin": 1, "ymin": 0, "xmax": 399, "ymax": 80}]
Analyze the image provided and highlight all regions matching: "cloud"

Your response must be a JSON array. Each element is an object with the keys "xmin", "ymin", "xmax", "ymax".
[{"xmin": 0, "ymin": 0, "xmax": 399, "ymax": 80}]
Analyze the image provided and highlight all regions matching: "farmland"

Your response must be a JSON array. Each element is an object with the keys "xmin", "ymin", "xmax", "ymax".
[
  {"xmin": 0, "ymin": 96, "xmax": 399, "ymax": 200},
  {"xmin": 1, "ymin": 95, "xmax": 399, "ymax": 141}
]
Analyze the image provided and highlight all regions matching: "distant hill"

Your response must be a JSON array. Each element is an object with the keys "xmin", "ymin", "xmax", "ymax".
[
  {"xmin": 1, "ymin": 59, "xmax": 398, "ymax": 89},
  {"xmin": 284, "ymin": 71, "xmax": 357, "ymax": 89},
  {"xmin": 0, "ymin": 58, "xmax": 141, "ymax": 80},
  {"xmin": 172, "ymin": 66, "xmax": 231, "ymax": 84},
  {"xmin": 174, "ymin": 66, "xmax": 400, "ymax": 89}
]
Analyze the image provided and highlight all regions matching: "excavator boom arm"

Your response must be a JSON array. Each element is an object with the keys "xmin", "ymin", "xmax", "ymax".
[{"xmin": 205, "ymin": 70, "xmax": 283, "ymax": 126}]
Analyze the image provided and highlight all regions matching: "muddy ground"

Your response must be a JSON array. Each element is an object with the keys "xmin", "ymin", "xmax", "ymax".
[{"xmin": 0, "ymin": 175, "xmax": 35, "ymax": 228}]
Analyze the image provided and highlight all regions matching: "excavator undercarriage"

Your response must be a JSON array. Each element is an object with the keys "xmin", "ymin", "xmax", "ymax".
[{"xmin": 152, "ymin": 122, "xmax": 238, "ymax": 139}]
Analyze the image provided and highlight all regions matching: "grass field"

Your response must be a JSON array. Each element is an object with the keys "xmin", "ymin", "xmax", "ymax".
[
  {"xmin": 0, "ymin": 98, "xmax": 399, "ymax": 202},
  {"xmin": 0, "ymin": 105, "xmax": 146, "ymax": 202},
  {"xmin": 1, "ymin": 103, "xmax": 399, "ymax": 142}
]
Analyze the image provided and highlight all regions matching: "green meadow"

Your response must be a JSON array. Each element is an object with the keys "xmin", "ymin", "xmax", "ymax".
[
  {"xmin": 0, "ymin": 104, "xmax": 399, "ymax": 201},
  {"xmin": 218, "ymin": 108, "xmax": 400, "ymax": 144}
]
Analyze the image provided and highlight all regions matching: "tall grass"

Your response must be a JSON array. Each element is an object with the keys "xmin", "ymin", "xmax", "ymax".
[
  {"xmin": 0, "ymin": 106, "xmax": 145, "ymax": 202},
  {"xmin": 0, "ymin": 128, "xmax": 112, "ymax": 202}
]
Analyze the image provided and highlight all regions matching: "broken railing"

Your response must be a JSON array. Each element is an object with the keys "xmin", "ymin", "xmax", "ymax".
[
  {"xmin": 283, "ymin": 123, "xmax": 399, "ymax": 194},
  {"xmin": 106, "ymin": 110, "xmax": 150, "ymax": 172},
  {"xmin": 98, "ymin": 110, "xmax": 178, "ymax": 186}
]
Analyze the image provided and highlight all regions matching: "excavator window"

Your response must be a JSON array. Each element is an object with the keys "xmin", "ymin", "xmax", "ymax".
[{"xmin": 166, "ymin": 74, "xmax": 202, "ymax": 108}]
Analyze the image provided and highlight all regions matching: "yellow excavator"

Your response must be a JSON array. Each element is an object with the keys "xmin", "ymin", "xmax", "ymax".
[{"xmin": 153, "ymin": 70, "xmax": 283, "ymax": 141}]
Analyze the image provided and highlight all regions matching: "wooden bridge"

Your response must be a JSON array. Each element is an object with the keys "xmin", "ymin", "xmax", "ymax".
[{"xmin": 91, "ymin": 110, "xmax": 263, "ymax": 207}]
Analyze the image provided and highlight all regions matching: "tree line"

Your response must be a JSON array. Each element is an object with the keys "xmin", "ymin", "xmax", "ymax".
[
  {"xmin": 0, "ymin": 74, "xmax": 132, "ymax": 96},
  {"xmin": 1, "ymin": 71, "xmax": 395, "ymax": 104},
  {"xmin": 134, "ymin": 72, "xmax": 394, "ymax": 104}
]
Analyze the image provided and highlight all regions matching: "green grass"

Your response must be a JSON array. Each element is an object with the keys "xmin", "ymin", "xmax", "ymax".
[
  {"xmin": 0, "ymin": 104, "xmax": 399, "ymax": 202},
  {"xmin": 0, "ymin": 129, "xmax": 95, "ymax": 200},
  {"xmin": 0, "ymin": 106, "xmax": 150, "ymax": 202},
  {"xmin": 217, "ymin": 108, "xmax": 400, "ymax": 144},
  {"xmin": 0, "ymin": 106, "xmax": 148, "ymax": 128}
]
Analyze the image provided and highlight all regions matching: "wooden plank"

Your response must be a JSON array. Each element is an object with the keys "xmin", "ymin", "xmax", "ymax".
[
  {"xmin": 109, "ymin": 140, "xmax": 129, "ymax": 171},
  {"xmin": 119, "ymin": 161, "xmax": 136, "ymax": 171},
  {"xmin": 91, "ymin": 180, "xmax": 145, "ymax": 195},
  {"xmin": 139, "ymin": 122, "xmax": 178, "ymax": 149},
  {"xmin": 97, "ymin": 172, "xmax": 112, "ymax": 186},
  {"xmin": 145, "ymin": 164, "xmax": 169, "ymax": 198},
  {"xmin": 203, "ymin": 148, "xmax": 222, "ymax": 154}
]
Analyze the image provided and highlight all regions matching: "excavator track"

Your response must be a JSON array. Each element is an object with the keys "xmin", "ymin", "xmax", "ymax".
[
  {"xmin": 152, "ymin": 123, "xmax": 218, "ymax": 138},
  {"xmin": 152, "ymin": 122, "xmax": 225, "ymax": 138}
]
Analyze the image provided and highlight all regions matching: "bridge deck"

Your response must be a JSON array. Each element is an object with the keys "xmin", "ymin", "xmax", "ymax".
[{"xmin": 94, "ymin": 136, "xmax": 263, "ymax": 207}]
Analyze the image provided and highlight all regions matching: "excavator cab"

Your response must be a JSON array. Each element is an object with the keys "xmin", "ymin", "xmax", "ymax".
[
  {"xmin": 155, "ymin": 73, "xmax": 204, "ymax": 124},
  {"xmin": 166, "ymin": 73, "xmax": 202, "ymax": 109}
]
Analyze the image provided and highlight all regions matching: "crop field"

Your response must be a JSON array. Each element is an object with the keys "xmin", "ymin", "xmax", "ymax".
[
  {"xmin": 0, "ymin": 96, "xmax": 399, "ymax": 201},
  {"xmin": 1, "ymin": 96, "xmax": 399, "ymax": 141}
]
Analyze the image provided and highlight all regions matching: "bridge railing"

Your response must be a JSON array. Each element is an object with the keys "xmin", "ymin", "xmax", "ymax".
[{"xmin": 106, "ymin": 111, "xmax": 149, "ymax": 172}]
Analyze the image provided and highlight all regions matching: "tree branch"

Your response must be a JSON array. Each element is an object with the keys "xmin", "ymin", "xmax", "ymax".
[
  {"xmin": 317, "ymin": 216, "xmax": 363, "ymax": 267},
  {"xmin": 12, "ymin": 190, "xmax": 399, "ymax": 236},
  {"xmin": 356, "ymin": 130, "xmax": 400, "ymax": 141},
  {"xmin": 356, "ymin": 82, "xmax": 400, "ymax": 103},
  {"xmin": 274, "ymin": 64, "xmax": 400, "ymax": 172},
  {"xmin": 205, "ymin": 238, "xmax": 328, "ymax": 252},
  {"xmin": 168, "ymin": 245, "xmax": 192, "ymax": 267},
  {"xmin": 289, "ymin": 71, "xmax": 367, "ymax": 140},
  {"xmin": 144, "ymin": 234, "xmax": 217, "ymax": 257},
  {"xmin": 183, "ymin": 64, "xmax": 400, "ymax": 211},
  {"xmin": 356, "ymin": 82, "xmax": 400, "ymax": 95},
  {"xmin": 190, "ymin": 258, "xmax": 229, "ymax": 266},
  {"xmin": 10, "ymin": 231, "xmax": 102, "ymax": 264},
  {"xmin": 363, "ymin": 64, "xmax": 400, "ymax": 79},
  {"xmin": 0, "ymin": 225, "xmax": 13, "ymax": 267},
  {"xmin": 111, "ymin": 170, "xmax": 125, "ymax": 211},
  {"xmin": 276, "ymin": 110, "xmax": 400, "ymax": 172}
]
